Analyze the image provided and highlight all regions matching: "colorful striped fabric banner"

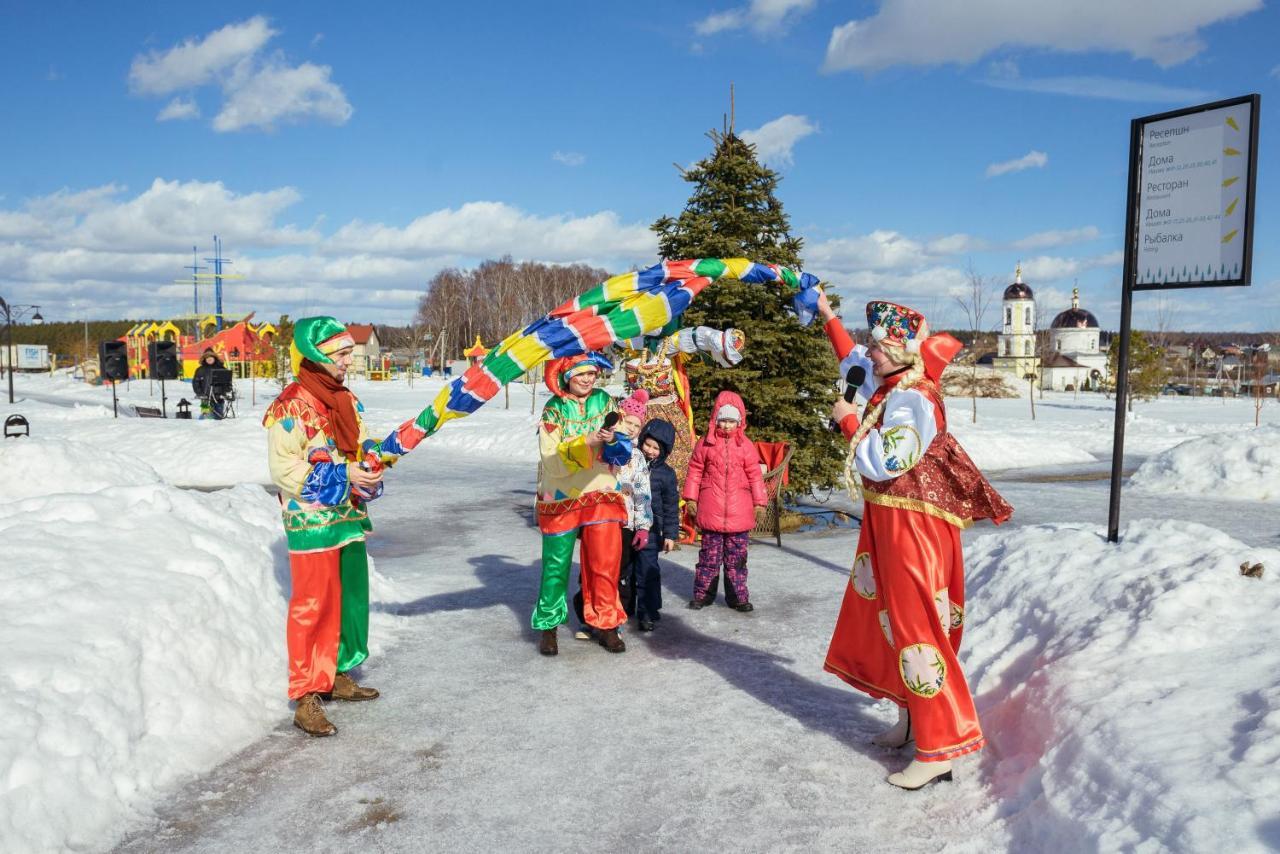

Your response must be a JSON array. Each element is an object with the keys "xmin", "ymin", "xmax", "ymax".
[{"xmin": 376, "ymin": 257, "xmax": 820, "ymax": 460}]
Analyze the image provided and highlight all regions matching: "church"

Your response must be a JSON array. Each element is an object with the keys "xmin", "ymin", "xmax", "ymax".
[
  {"xmin": 990, "ymin": 267, "xmax": 1110, "ymax": 392},
  {"xmin": 1042, "ymin": 288, "xmax": 1109, "ymax": 391}
]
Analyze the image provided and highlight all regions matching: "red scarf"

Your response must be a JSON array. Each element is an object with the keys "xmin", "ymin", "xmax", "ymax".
[{"xmin": 297, "ymin": 361, "xmax": 361, "ymax": 459}]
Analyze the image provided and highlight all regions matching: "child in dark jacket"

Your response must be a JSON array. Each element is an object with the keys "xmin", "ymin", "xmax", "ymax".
[{"xmin": 633, "ymin": 418, "xmax": 680, "ymax": 631}]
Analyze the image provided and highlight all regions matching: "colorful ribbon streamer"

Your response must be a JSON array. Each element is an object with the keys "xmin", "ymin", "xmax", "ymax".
[{"xmin": 377, "ymin": 257, "xmax": 820, "ymax": 460}]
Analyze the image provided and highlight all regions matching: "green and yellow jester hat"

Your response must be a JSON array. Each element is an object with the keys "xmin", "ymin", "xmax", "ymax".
[{"xmin": 290, "ymin": 316, "xmax": 356, "ymax": 376}]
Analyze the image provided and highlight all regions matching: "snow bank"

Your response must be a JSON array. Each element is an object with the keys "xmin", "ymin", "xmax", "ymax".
[
  {"xmin": 0, "ymin": 436, "xmax": 401, "ymax": 853},
  {"xmin": 0, "ymin": 438, "xmax": 163, "ymax": 501},
  {"xmin": 0, "ymin": 442, "xmax": 286, "ymax": 853},
  {"xmin": 1129, "ymin": 425, "xmax": 1280, "ymax": 502},
  {"xmin": 2, "ymin": 397, "xmax": 269, "ymax": 487},
  {"xmin": 950, "ymin": 423, "xmax": 1097, "ymax": 470},
  {"xmin": 964, "ymin": 519, "xmax": 1280, "ymax": 851}
]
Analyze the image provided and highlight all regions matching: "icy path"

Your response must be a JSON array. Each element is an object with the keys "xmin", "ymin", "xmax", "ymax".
[{"xmin": 114, "ymin": 446, "xmax": 1008, "ymax": 853}]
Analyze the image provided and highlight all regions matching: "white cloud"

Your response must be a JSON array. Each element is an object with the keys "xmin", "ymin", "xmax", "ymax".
[
  {"xmin": 213, "ymin": 60, "xmax": 352, "ymax": 131},
  {"xmin": 807, "ymin": 229, "xmax": 931, "ymax": 272},
  {"xmin": 985, "ymin": 74, "xmax": 1213, "ymax": 103},
  {"xmin": 696, "ymin": 11, "xmax": 745, "ymax": 35},
  {"xmin": 327, "ymin": 202, "xmax": 655, "ymax": 260},
  {"xmin": 696, "ymin": 0, "xmax": 816, "ymax": 35},
  {"xmin": 802, "ymin": 223, "xmax": 1125, "ymax": 319},
  {"xmin": 157, "ymin": 97, "xmax": 200, "ymax": 122},
  {"xmin": 824, "ymin": 0, "xmax": 1262, "ymax": 72},
  {"xmin": 986, "ymin": 150, "xmax": 1048, "ymax": 178},
  {"xmin": 552, "ymin": 151, "xmax": 586, "ymax": 167},
  {"xmin": 128, "ymin": 16, "xmax": 275, "ymax": 95},
  {"xmin": 924, "ymin": 234, "xmax": 988, "ymax": 254},
  {"xmin": 1019, "ymin": 250, "xmax": 1122, "ymax": 283},
  {"xmin": 129, "ymin": 17, "xmax": 352, "ymax": 132},
  {"xmin": 26, "ymin": 184, "xmax": 125, "ymax": 220},
  {"xmin": 0, "ymin": 181, "xmax": 655, "ymax": 324},
  {"xmin": 1011, "ymin": 226, "xmax": 1100, "ymax": 251},
  {"xmin": 740, "ymin": 114, "xmax": 818, "ymax": 167}
]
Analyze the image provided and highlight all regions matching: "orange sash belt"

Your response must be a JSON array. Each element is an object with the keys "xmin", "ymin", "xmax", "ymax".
[{"xmin": 537, "ymin": 491, "xmax": 627, "ymax": 535}]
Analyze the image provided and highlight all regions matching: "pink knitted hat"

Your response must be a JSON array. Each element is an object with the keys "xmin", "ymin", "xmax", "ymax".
[{"xmin": 620, "ymin": 388, "xmax": 649, "ymax": 419}]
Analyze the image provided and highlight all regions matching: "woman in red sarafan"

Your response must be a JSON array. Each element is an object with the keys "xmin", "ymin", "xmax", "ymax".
[{"xmin": 816, "ymin": 290, "xmax": 1012, "ymax": 790}]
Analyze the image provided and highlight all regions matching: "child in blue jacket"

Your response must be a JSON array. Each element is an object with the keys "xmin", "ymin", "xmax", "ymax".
[{"xmin": 633, "ymin": 418, "xmax": 680, "ymax": 631}]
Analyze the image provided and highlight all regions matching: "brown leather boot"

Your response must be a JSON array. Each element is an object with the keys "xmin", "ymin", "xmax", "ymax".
[
  {"xmin": 597, "ymin": 628, "xmax": 626, "ymax": 653},
  {"xmin": 293, "ymin": 693, "xmax": 337, "ymax": 737},
  {"xmin": 331, "ymin": 671, "xmax": 379, "ymax": 701},
  {"xmin": 539, "ymin": 628, "xmax": 558, "ymax": 656}
]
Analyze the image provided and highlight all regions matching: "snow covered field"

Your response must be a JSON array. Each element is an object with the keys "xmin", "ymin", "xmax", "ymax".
[{"xmin": 1, "ymin": 373, "xmax": 1278, "ymax": 853}]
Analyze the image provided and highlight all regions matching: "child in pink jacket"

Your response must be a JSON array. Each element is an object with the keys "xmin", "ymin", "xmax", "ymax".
[{"xmin": 683, "ymin": 390, "xmax": 767, "ymax": 611}]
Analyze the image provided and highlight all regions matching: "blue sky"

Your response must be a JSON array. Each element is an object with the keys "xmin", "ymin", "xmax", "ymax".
[{"xmin": 0, "ymin": 0, "xmax": 1276, "ymax": 331}]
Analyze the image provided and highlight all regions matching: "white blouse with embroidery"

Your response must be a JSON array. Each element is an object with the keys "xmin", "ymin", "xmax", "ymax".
[{"xmin": 854, "ymin": 387, "xmax": 939, "ymax": 481}]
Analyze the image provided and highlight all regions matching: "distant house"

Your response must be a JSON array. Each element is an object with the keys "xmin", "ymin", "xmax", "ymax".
[
  {"xmin": 347, "ymin": 324, "xmax": 381, "ymax": 376},
  {"xmin": 1240, "ymin": 373, "xmax": 1280, "ymax": 396},
  {"xmin": 1040, "ymin": 351, "xmax": 1101, "ymax": 392}
]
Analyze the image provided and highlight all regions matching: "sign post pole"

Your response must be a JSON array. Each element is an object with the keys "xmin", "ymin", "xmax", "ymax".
[{"xmin": 1108, "ymin": 118, "xmax": 1143, "ymax": 543}]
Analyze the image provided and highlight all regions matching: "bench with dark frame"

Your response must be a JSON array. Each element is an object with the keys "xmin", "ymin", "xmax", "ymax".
[
  {"xmin": 4, "ymin": 413, "xmax": 30, "ymax": 438},
  {"xmin": 133, "ymin": 405, "xmax": 165, "ymax": 419}
]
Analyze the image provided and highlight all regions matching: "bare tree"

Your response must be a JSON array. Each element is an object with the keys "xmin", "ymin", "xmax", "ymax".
[
  {"xmin": 1251, "ymin": 343, "xmax": 1271, "ymax": 427},
  {"xmin": 952, "ymin": 262, "xmax": 995, "ymax": 423},
  {"xmin": 414, "ymin": 259, "xmax": 610, "ymax": 372},
  {"xmin": 1145, "ymin": 295, "xmax": 1180, "ymax": 384}
]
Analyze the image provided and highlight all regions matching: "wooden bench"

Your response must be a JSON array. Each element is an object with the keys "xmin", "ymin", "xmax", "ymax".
[{"xmin": 133, "ymin": 405, "xmax": 165, "ymax": 419}]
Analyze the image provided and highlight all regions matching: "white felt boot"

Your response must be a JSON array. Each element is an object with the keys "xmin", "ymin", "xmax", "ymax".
[
  {"xmin": 886, "ymin": 759, "xmax": 952, "ymax": 790},
  {"xmin": 872, "ymin": 707, "xmax": 912, "ymax": 748}
]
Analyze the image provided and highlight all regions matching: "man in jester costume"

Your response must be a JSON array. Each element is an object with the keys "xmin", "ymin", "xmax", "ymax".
[
  {"xmin": 533, "ymin": 351, "xmax": 631, "ymax": 656},
  {"xmin": 816, "ymin": 291, "xmax": 1012, "ymax": 789},
  {"xmin": 263, "ymin": 316, "xmax": 384, "ymax": 737}
]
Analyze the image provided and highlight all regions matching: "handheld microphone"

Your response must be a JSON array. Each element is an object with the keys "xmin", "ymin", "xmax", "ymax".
[
  {"xmin": 843, "ymin": 366, "xmax": 866, "ymax": 403},
  {"xmin": 602, "ymin": 411, "xmax": 620, "ymax": 430},
  {"xmin": 829, "ymin": 365, "xmax": 867, "ymax": 433}
]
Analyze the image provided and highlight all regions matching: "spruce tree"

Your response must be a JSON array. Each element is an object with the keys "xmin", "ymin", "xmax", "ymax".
[{"xmin": 652, "ymin": 129, "xmax": 842, "ymax": 494}]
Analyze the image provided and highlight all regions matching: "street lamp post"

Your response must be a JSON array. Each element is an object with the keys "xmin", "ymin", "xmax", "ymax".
[{"xmin": 0, "ymin": 298, "xmax": 44, "ymax": 404}]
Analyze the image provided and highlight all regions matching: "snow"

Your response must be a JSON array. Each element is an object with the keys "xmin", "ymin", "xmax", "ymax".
[
  {"xmin": 964, "ymin": 520, "xmax": 1280, "ymax": 851},
  {"xmin": 1, "ymin": 373, "xmax": 1278, "ymax": 853},
  {"xmin": 0, "ymin": 464, "xmax": 286, "ymax": 853},
  {"xmin": 1130, "ymin": 425, "xmax": 1280, "ymax": 502},
  {"xmin": 0, "ymin": 429, "xmax": 398, "ymax": 853}
]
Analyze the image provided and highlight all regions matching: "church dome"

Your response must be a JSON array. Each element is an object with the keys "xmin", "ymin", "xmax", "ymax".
[
  {"xmin": 1051, "ymin": 288, "xmax": 1099, "ymax": 329},
  {"xmin": 1004, "ymin": 282, "xmax": 1034, "ymax": 300},
  {"xmin": 1051, "ymin": 307, "xmax": 1099, "ymax": 328},
  {"xmin": 1003, "ymin": 265, "xmax": 1033, "ymax": 300}
]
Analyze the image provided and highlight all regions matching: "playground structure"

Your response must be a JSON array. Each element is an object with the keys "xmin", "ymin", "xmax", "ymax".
[
  {"xmin": 118, "ymin": 314, "xmax": 278, "ymax": 380},
  {"xmin": 463, "ymin": 335, "xmax": 490, "ymax": 367}
]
